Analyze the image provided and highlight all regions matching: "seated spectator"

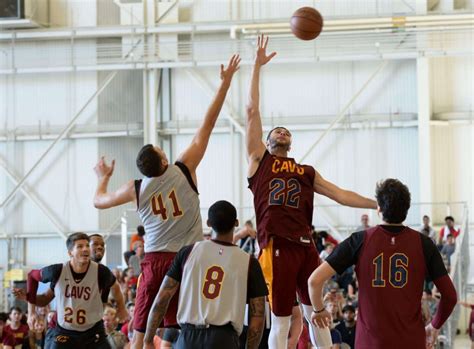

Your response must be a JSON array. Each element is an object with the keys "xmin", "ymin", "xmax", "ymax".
[
  {"xmin": 103, "ymin": 305, "xmax": 128, "ymax": 349},
  {"xmin": 203, "ymin": 231, "xmax": 212, "ymax": 240},
  {"xmin": 312, "ymin": 228, "xmax": 324, "ymax": 253},
  {"xmin": 335, "ymin": 305, "xmax": 356, "ymax": 349},
  {"xmin": 323, "ymin": 286, "xmax": 345, "ymax": 318},
  {"xmin": 233, "ymin": 220, "xmax": 257, "ymax": 255},
  {"xmin": 356, "ymin": 214, "xmax": 371, "ymax": 231},
  {"xmin": 319, "ymin": 243, "xmax": 335, "ymax": 261},
  {"xmin": 422, "ymin": 289, "xmax": 439, "ymax": 319},
  {"xmin": 420, "ymin": 215, "xmax": 436, "ymax": 243},
  {"xmin": 438, "ymin": 216, "xmax": 460, "ymax": 245},
  {"xmin": 320, "ymin": 231, "xmax": 339, "ymax": 247},
  {"xmin": 124, "ymin": 225, "xmax": 145, "ymax": 265},
  {"xmin": 121, "ymin": 302, "xmax": 135, "ymax": 343},
  {"xmin": 3, "ymin": 307, "xmax": 31, "ymax": 349},
  {"xmin": 0, "ymin": 312, "xmax": 15, "ymax": 349},
  {"xmin": 324, "ymin": 302, "xmax": 342, "ymax": 348},
  {"xmin": 441, "ymin": 234, "xmax": 456, "ymax": 268},
  {"xmin": 128, "ymin": 241, "xmax": 145, "ymax": 277},
  {"xmin": 32, "ymin": 318, "xmax": 46, "ymax": 349}
]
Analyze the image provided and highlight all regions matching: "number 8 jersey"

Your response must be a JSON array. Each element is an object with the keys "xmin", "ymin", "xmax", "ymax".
[
  {"xmin": 176, "ymin": 240, "xmax": 252, "ymax": 334},
  {"xmin": 248, "ymin": 150, "xmax": 316, "ymax": 248},
  {"xmin": 55, "ymin": 261, "xmax": 103, "ymax": 331}
]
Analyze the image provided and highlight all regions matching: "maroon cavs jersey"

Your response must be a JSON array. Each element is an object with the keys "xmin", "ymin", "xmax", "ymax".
[
  {"xmin": 355, "ymin": 226, "xmax": 427, "ymax": 349},
  {"xmin": 248, "ymin": 150, "xmax": 316, "ymax": 248}
]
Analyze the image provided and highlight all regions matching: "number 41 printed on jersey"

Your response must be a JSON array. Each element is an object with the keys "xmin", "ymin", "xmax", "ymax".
[{"xmin": 151, "ymin": 190, "xmax": 183, "ymax": 220}]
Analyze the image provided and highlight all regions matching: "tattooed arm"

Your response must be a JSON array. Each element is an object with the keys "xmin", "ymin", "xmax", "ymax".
[
  {"xmin": 246, "ymin": 296, "xmax": 265, "ymax": 349},
  {"xmin": 143, "ymin": 276, "xmax": 180, "ymax": 345}
]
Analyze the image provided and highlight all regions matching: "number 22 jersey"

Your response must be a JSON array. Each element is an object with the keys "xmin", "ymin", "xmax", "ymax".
[{"xmin": 248, "ymin": 150, "xmax": 316, "ymax": 248}]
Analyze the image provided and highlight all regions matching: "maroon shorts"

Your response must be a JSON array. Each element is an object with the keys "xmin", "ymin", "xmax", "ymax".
[
  {"xmin": 133, "ymin": 251, "xmax": 179, "ymax": 332},
  {"xmin": 259, "ymin": 236, "xmax": 320, "ymax": 316}
]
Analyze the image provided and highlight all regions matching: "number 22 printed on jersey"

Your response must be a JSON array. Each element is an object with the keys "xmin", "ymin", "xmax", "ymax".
[{"xmin": 269, "ymin": 178, "xmax": 301, "ymax": 208}]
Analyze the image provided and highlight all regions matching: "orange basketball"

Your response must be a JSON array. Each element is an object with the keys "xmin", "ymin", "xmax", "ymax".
[{"xmin": 290, "ymin": 7, "xmax": 324, "ymax": 41}]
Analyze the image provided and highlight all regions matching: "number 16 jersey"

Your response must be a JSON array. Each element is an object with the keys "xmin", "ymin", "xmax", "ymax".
[{"xmin": 248, "ymin": 150, "xmax": 316, "ymax": 248}]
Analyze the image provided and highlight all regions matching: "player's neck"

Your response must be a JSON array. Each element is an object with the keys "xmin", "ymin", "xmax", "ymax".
[
  {"xmin": 269, "ymin": 148, "xmax": 289, "ymax": 158},
  {"xmin": 70, "ymin": 259, "xmax": 90, "ymax": 273},
  {"xmin": 212, "ymin": 233, "xmax": 233, "ymax": 244},
  {"xmin": 381, "ymin": 221, "xmax": 404, "ymax": 226}
]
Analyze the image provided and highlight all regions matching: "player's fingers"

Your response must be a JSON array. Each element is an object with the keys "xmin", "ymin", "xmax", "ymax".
[
  {"xmin": 257, "ymin": 35, "xmax": 260, "ymax": 47},
  {"xmin": 269, "ymin": 52, "xmax": 277, "ymax": 60},
  {"xmin": 264, "ymin": 35, "xmax": 269, "ymax": 49},
  {"xmin": 220, "ymin": 64, "xmax": 224, "ymax": 74}
]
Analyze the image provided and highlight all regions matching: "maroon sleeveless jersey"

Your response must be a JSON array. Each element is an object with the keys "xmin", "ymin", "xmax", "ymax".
[
  {"xmin": 248, "ymin": 151, "xmax": 316, "ymax": 248},
  {"xmin": 355, "ymin": 226, "xmax": 427, "ymax": 349}
]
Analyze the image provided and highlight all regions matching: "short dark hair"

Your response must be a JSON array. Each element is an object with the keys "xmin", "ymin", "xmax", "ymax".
[
  {"xmin": 423, "ymin": 215, "xmax": 429, "ymax": 219},
  {"xmin": 424, "ymin": 289, "xmax": 432, "ymax": 295},
  {"xmin": 66, "ymin": 232, "xmax": 90, "ymax": 251},
  {"xmin": 208, "ymin": 200, "xmax": 237, "ymax": 234},
  {"xmin": 136, "ymin": 144, "xmax": 165, "ymax": 177},
  {"xmin": 9, "ymin": 306, "xmax": 22, "ymax": 314},
  {"xmin": 342, "ymin": 305, "xmax": 356, "ymax": 313},
  {"xmin": 137, "ymin": 225, "xmax": 145, "ymax": 237},
  {"xmin": 89, "ymin": 234, "xmax": 104, "ymax": 240},
  {"xmin": 0, "ymin": 312, "xmax": 8, "ymax": 322},
  {"xmin": 447, "ymin": 234, "xmax": 453, "ymax": 238},
  {"xmin": 266, "ymin": 126, "xmax": 291, "ymax": 141},
  {"xmin": 445, "ymin": 216, "xmax": 455, "ymax": 222},
  {"xmin": 375, "ymin": 179, "xmax": 411, "ymax": 224}
]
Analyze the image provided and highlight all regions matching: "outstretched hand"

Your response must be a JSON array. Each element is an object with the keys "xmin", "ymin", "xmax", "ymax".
[
  {"xmin": 220, "ymin": 54, "xmax": 241, "ymax": 83},
  {"xmin": 12, "ymin": 288, "xmax": 27, "ymax": 301},
  {"xmin": 255, "ymin": 34, "xmax": 277, "ymax": 66},
  {"xmin": 94, "ymin": 156, "xmax": 115, "ymax": 180}
]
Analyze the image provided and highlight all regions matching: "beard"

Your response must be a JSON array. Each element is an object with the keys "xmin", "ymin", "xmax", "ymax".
[{"xmin": 269, "ymin": 138, "xmax": 291, "ymax": 152}]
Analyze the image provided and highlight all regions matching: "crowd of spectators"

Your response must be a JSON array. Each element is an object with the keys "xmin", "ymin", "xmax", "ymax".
[{"xmin": 0, "ymin": 215, "xmax": 461, "ymax": 349}]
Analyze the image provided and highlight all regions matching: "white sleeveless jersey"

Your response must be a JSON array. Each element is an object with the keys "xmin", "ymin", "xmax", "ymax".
[
  {"xmin": 138, "ymin": 164, "xmax": 202, "ymax": 253},
  {"xmin": 54, "ymin": 261, "xmax": 103, "ymax": 331},
  {"xmin": 177, "ymin": 240, "xmax": 250, "ymax": 334}
]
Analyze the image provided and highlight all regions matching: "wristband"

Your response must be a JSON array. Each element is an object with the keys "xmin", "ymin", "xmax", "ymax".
[{"xmin": 312, "ymin": 307, "xmax": 325, "ymax": 314}]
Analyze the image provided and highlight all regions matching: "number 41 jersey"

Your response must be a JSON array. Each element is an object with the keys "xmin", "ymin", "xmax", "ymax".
[{"xmin": 248, "ymin": 150, "xmax": 316, "ymax": 248}]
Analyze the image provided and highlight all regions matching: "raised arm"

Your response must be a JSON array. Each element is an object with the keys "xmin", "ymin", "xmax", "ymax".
[
  {"xmin": 177, "ymin": 54, "xmax": 241, "ymax": 181},
  {"xmin": 313, "ymin": 170, "xmax": 377, "ymax": 209},
  {"xmin": 143, "ymin": 276, "xmax": 180, "ymax": 346},
  {"xmin": 246, "ymin": 35, "xmax": 276, "ymax": 177},
  {"xmin": 93, "ymin": 157, "xmax": 136, "ymax": 209}
]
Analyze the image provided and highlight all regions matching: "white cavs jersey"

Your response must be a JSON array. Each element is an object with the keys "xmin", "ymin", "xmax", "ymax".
[
  {"xmin": 138, "ymin": 164, "xmax": 202, "ymax": 253},
  {"xmin": 54, "ymin": 261, "xmax": 103, "ymax": 331},
  {"xmin": 177, "ymin": 240, "xmax": 250, "ymax": 334}
]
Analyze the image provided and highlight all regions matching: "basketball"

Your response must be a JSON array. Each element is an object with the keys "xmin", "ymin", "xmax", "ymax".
[{"xmin": 290, "ymin": 7, "xmax": 324, "ymax": 41}]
